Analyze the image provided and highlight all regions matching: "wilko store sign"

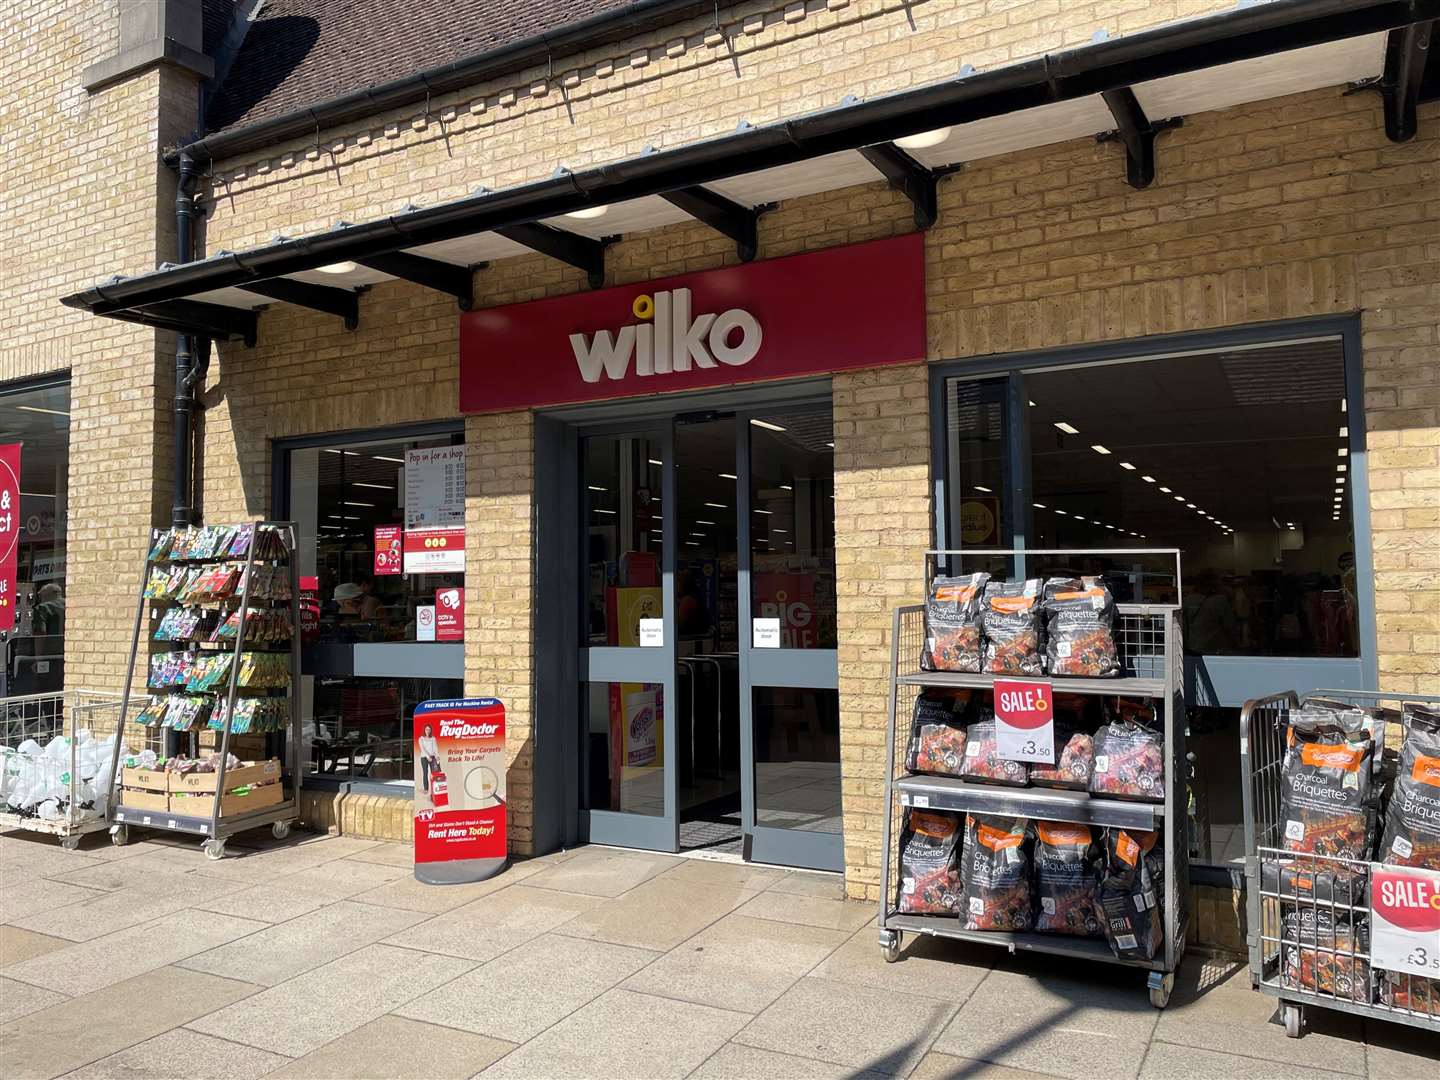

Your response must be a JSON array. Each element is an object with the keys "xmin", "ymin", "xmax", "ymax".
[
  {"xmin": 0, "ymin": 445, "xmax": 20, "ymax": 631},
  {"xmin": 460, "ymin": 233, "xmax": 924, "ymax": 412}
]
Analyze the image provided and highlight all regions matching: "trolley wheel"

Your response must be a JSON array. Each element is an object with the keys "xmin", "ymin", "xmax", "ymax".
[
  {"xmin": 270, "ymin": 820, "xmax": 292, "ymax": 840},
  {"xmin": 879, "ymin": 929, "xmax": 902, "ymax": 964},
  {"xmin": 1283, "ymin": 1003, "xmax": 1303, "ymax": 1039},
  {"xmin": 59, "ymin": 836, "xmax": 81, "ymax": 852},
  {"xmin": 1147, "ymin": 972, "xmax": 1174, "ymax": 1010},
  {"xmin": 109, "ymin": 824, "xmax": 129, "ymax": 847},
  {"xmin": 202, "ymin": 839, "xmax": 227, "ymax": 861}
]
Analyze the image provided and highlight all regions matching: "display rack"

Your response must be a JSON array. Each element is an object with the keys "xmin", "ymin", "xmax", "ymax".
[
  {"xmin": 103, "ymin": 521, "xmax": 302, "ymax": 859},
  {"xmin": 876, "ymin": 548, "xmax": 1188, "ymax": 1008}
]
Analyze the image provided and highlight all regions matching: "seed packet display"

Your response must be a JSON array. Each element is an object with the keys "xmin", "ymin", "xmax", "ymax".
[
  {"xmin": 1281, "ymin": 908, "xmax": 1371, "ymax": 1003},
  {"xmin": 211, "ymin": 697, "xmax": 288, "ymax": 734},
  {"xmin": 923, "ymin": 572, "xmax": 989, "ymax": 673},
  {"xmin": 1279, "ymin": 713, "xmax": 1375, "ymax": 865},
  {"xmin": 1034, "ymin": 822, "xmax": 1102, "ymax": 936},
  {"xmin": 961, "ymin": 717, "xmax": 1028, "ymax": 786},
  {"xmin": 1378, "ymin": 703, "xmax": 1440, "ymax": 869},
  {"xmin": 1095, "ymin": 828, "xmax": 1164, "ymax": 960},
  {"xmin": 211, "ymin": 608, "xmax": 293, "ymax": 645},
  {"xmin": 897, "ymin": 809, "xmax": 964, "ymax": 914},
  {"xmin": 981, "ymin": 580, "xmax": 1044, "ymax": 676},
  {"xmin": 905, "ymin": 691, "xmax": 970, "ymax": 778},
  {"xmin": 1089, "ymin": 700, "xmax": 1164, "ymax": 802},
  {"xmin": 961, "ymin": 813, "xmax": 1033, "ymax": 931},
  {"xmin": 1043, "ymin": 577, "xmax": 1119, "ymax": 677}
]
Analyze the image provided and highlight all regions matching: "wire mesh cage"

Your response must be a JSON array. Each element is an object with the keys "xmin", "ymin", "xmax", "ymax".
[{"xmin": 1242, "ymin": 689, "xmax": 1440, "ymax": 1036}]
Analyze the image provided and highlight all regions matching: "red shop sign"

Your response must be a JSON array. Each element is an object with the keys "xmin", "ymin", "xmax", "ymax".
[
  {"xmin": 0, "ymin": 444, "xmax": 20, "ymax": 632},
  {"xmin": 374, "ymin": 525, "xmax": 403, "ymax": 576},
  {"xmin": 435, "ymin": 587, "xmax": 464, "ymax": 641},
  {"xmin": 460, "ymin": 233, "xmax": 925, "ymax": 413}
]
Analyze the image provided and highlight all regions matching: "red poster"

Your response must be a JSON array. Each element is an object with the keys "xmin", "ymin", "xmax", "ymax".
[
  {"xmin": 298, "ymin": 576, "xmax": 321, "ymax": 645},
  {"xmin": 414, "ymin": 698, "xmax": 506, "ymax": 867},
  {"xmin": 753, "ymin": 573, "xmax": 817, "ymax": 649},
  {"xmin": 460, "ymin": 234, "xmax": 925, "ymax": 413},
  {"xmin": 373, "ymin": 525, "xmax": 403, "ymax": 576},
  {"xmin": 403, "ymin": 526, "xmax": 465, "ymax": 574},
  {"xmin": 435, "ymin": 587, "xmax": 463, "ymax": 641},
  {"xmin": 0, "ymin": 445, "xmax": 20, "ymax": 632}
]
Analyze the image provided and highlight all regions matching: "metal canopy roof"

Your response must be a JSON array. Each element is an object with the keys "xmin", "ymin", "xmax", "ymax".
[{"xmin": 60, "ymin": 0, "xmax": 1438, "ymax": 345}]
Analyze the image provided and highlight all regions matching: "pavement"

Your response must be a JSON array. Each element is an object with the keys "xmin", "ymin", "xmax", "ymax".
[{"xmin": 1, "ymin": 829, "xmax": 1435, "ymax": 1080}]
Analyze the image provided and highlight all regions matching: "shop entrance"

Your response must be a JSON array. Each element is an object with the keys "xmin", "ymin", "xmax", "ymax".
[{"xmin": 573, "ymin": 396, "xmax": 841, "ymax": 870}]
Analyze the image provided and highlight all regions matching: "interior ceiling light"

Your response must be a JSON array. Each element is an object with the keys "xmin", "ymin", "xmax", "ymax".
[
  {"xmin": 753, "ymin": 508, "xmax": 772, "ymax": 515},
  {"xmin": 893, "ymin": 126, "xmax": 951, "ymax": 150},
  {"xmin": 1337, "ymin": 464, "xmax": 1347, "ymax": 472},
  {"xmin": 316, "ymin": 261, "xmax": 358, "ymax": 274},
  {"xmin": 1335, "ymin": 487, "xmax": 1344, "ymax": 494},
  {"xmin": 780, "ymin": 484, "xmax": 793, "ymax": 490},
  {"xmin": 1338, "ymin": 447, "xmax": 1348, "ymax": 457},
  {"xmin": 689, "ymin": 532, "xmax": 705, "ymax": 537},
  {"xmin": 594, "ymin": 508, "xmax": 616, "ymax": 515},
  {"xmin": 1033, "ymin": 502, "xmax": 1046, "ymax": 509},
  {"xmin": 1028, "ymin": 400, "xmax": 1037, "ymax": 407},
  {"xmin": 342, "ymin": 501, "xmax": 374, "ymax": 508},
  {"xmin": 1159, "ymin": 486, "xmax": 1172, "ymax": 493},
  {"xmin": 1186, "ymin": 503, "xmax": 1196, "ymax": 509},
  {"xmin": 825, "ymin": 441, "xmax": 835, "ymax": 448},
  {"xmin": 1286, "ymin": 521, "xmax": 1295, "ymax": 527},
  {"xmin": 1055, "ymin": 510, "xmax": 1067, "ymax": 516},
  {"xmin": 773, "ymin": 528, "xmax": 789, "ymax": 534},
  {"xmin": 587, "ymin": 485, "xmax": 607, "ymax": 492},
  {"xmin": 1339, "ymin": 426, "xmax": 1348, "ymax": 438},
  {"xmin": 697, "ymin": 520, "xmax": 718, "ymax": 526},
  {"xmin": 751, "ymin": 419, "xmax": 787, "ymax": 432},
  {"xmin": 1073, "ymin": 515, "xmax": 1086, "ymax": 522},
  {"xmin": 1341, "ymin": 398, "xmax": 1347, "ymax": 413},
  {"xmin": 648, "ymin": 458, "xmax": 662, "ymax": 466},
  {"xmin": 1119, "ymin": 462, "xmax": 1136, "ymax": 470},
  {"xmin": 974, "ymin": 485, "xmax": 992, "ymax": 493},
  {"xmin": 1141, "ymin": 475, "xmax": 1155, "ymax": 483},
  {"xmin": 15, "ymin": 405, "xmax": 69, "ymax": 417},
  {"xmin": 565, "ymin": 205, "xmax": 608, "ymax": 220},
  {"xmin": 353, "ymin": 482, "xmax": 393, "ymax": 490},
  {"xmin": 373, "ymin": 455, "xmax": 405, "ymax": 464},
  {"xmin": 1337, "ymin": 475, "xmax": 1346, "ymax": 484},
  {"xmin": 1091, "ymin": 445, "xmax": 1111, "ymax": 455},
  {"xmin": 1054, "ymin": 421, "xmax": 1079, "ymax": 435},
  {"xmin": 1174, "ymin": 496, "xmax": 1185, "ymax": 502},
  {"xmin": 719, "ymin": 472, "xmax": 737, "ymax": 480},
  {"xmin": 704, "ymin": 502, "xmax": 727, "ymax": 509}
]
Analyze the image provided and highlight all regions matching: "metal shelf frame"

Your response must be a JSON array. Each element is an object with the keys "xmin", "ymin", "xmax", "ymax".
[
  {"xmin": 103, "ymin": 521, "xmax": 302, "ymax": 857},
  {"xmin": 877, "ymin": 547, "xmax": 1189, "ymax": 1008}
]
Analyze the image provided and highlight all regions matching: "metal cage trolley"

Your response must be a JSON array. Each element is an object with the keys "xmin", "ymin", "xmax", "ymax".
[
  {"xmin": 877, "ymin": 549, "xmax": 1188, "ymax": 1009},
  {"xmin": 103, "ymin": 521, "xmax": 303, "ymax": 858},
  {"xmin": 1241, "ymin": 688, "xmax": 1440, "ymax": 1038}
]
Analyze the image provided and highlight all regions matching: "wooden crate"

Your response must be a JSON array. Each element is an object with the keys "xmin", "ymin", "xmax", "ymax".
[
  {"xmin": 168, "ymin": 759, "xmax": 281, "ymax": 793},
  {"xmin": 168, "ymin": 780, "xmax": 285, "ymax": 818}
]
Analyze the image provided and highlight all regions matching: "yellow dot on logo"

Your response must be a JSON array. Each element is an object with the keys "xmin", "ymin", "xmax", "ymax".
[
  {"xmin": 632, "ymin": 294, "xmax": 654, "ymax": 320},
  {"xmin": 438, "ymin": 538, "xmax": 447, "ymax": 547}
]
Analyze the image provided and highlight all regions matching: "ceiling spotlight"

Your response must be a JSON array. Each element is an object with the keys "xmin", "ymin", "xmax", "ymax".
[
  {"xmin": 565, "ymin": 206, "xmax": 608, "ymax": 220},
  {"xmin": 1054, "ymin": 421, "xmax": 1079, "ymax": 435},
  {"xmin": 894, "ymin": 127, "xmax": 951, "ymax": 150},
  {"xmin": 317, "ymin": 261, "xmax": 358, "ymax": 274}
]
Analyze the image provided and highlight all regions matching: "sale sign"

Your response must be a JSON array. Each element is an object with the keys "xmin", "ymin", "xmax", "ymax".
[
  {"xmin": 403, "ymin": 525, "xmax": 464, "ymax": 574},
  {"xmin": 753, "ymin": 573, "xmax": 817, "ymax": 649},
  {"xmin": 994, "ymin": 678, "xmax": 1055, "ymax": 764},
  {"xmin": 0, "ymin": 445, "xmax": 20, "ymax": 632},
  {"xmin": 435, "ymin": 587, "xmax": 463, "ymax": 641},
  {"xmin": 373, "ymin": 525, "xmax": 403, "ymax": 576},
  {"xmin": 414, "ymin": 698, "xmax": 507, "ymax": 884},
  {"xmin": 1370, "ymin": 864, "xmax": 1440, "ymax": 978}
]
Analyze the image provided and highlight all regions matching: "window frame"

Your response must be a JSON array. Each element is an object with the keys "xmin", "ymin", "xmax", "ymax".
[{"xmin": 929, "ymin": 314, "xmax": 1377, "ymax": 703}]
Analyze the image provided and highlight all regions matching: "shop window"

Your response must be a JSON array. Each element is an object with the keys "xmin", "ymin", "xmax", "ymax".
[
  {"xmin": 1, "ymin": 378, "xmax": 69, "ymax": 696},
  {"xmin": 752, "ymin": 686, "xmax": 841, "ymax": 833},
  {"xmin": 285, "ymin": 428, "xmax": 464, "ymax": 784}
]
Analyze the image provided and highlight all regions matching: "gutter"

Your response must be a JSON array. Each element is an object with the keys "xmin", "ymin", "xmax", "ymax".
[
  {"xmin": 74, "ymin": 0, "xmax": 1439, "ymax": 316},
  {"xmin": 173, "ymin": 0, "xmax": 721, "ymax": 166}
]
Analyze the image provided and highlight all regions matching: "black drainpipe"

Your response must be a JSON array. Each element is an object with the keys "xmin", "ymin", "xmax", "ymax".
[{"xmin": 172, "ymin": 152, "xmax": 202, "ymax": 528}]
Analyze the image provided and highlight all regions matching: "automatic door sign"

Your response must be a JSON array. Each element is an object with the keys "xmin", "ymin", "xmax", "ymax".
[
  {"xmin": 994, "ymin": 679, "xmax": 1056, "ymax": 764},
  {"xmin": 1370, "ymin": 865, "xmax": 1440, "ymax": 978}
]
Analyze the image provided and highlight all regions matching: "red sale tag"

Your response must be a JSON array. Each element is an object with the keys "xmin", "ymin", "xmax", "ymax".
[
  {"xmin": 993, "ymin": 678, "xmax": 1055, "ymax": 764},
  {"xmin": 1371, "ymin": 864, "xmax": 1440, "ymax": 978}
]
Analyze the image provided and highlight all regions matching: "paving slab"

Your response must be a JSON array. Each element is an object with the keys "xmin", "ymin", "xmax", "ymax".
[
  {"xmin": 3, "ymin": 908, "xmax": 267, "ymax": 996},
  {"xmin": 178, "ymin": 899, "xmax": 426, "ymax": 985},
  {"xmin": 0, "ymin": 975, "xmax": 68, "ymax": 1024},
  {"xmin": 909, "ymin": 1051, "xmax": 1069, "ymax": 1079},
  {"xmin": 660, "ymin": 857, "xmax": 793, "ymax": 891},
  {"xmin": 812, "ymin": 925, "xmax": 992, "ymax": 1001},
  {"xmin": 521, "ymin": 847, "xmax": 680, "ymax": 897},
  {"xmin": 0, "ymin": 926, "xmax": 70, "ymax": 968},
  {"xmin": 690, "ymin": 1042, "xmax": 891, "ymax": 1079},
  {"xmin": 185, "ymin": 943, "xmax": 475, "ymax": 1057},
  {"xmin": 383, "ymin": 883, "xmax": 603, "ymax": 962},
  {"xmin": 1153, "ymin": 967, "xmax": 1367, "ymax": 1075},
  {"xmin": 396, "ymin": 933, "xmax": 657, "ymax": 1043},
  {"xmin": 44, "ymin": 852, "xmax": 198, "ymax": 891},
  {"xmin": 475, "ymin": 987, "xmax": 750, "ymax": 1080},
  {"xmin": 0, "ymin": 966, "xmax": 260, "ymax": 1080},
  {"xmin": 1364, "ymin": 1018, "xmax": 1440, "ymax": 1079},
  {"xmin": 0, "ymin": 877, "xmax": 104, "ymax": 924},
  {"xmin": 261, "ymin": 1015, "xmax": 513, "ymax": 1079},
  {"xmin": 353, "ymin": 862, "xmax": 541, "ymax": 914},
  {"xmin": 621, "ymin": 912, "xmax": 849, "ymax": 1013},
  {"xmin": 931, "ymin": 966, "xmax": 1159, "ymax": 1080},
  {"xmin": 0, "ymin": 844, "xmax": 103, "ymax": 879},
  {"xmin": 341, "ymin": 841, "xmax": 415, "ymax": 868},
  {"xmin": 8, "ymin": 872, "xmax": 242, "ymax": 942},
  {"xmin": 194, "ymin": 858, "xmax": 408, "ymax": 922},
  {"xmin": 552, "ymin": 872, "xmax": 759, "ymax": 951},
  {"xmin": 59, "ymin": 1027, "xmax": 291, "ymax": 1080},
  {"xmin": 1139, "ymin": 1041, "xmax": 1359, "ymax": 1079},
  {"xmin": 764, "ymin": 871, "xmax": 847, "ymax": 899},
  {"xmin": 733, "ymin": 974, "xmax": 956, "ymax": 1076},
  {"xmin": 731, "ymin": 888, "xmax": 874, "ymax": 932}
]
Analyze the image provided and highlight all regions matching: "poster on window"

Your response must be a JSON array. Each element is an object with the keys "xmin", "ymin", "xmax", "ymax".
[
  {"xmin": 373, "ymin": 525, "xmax": 403, "ymax": 576},
  {"xmin": 404, "ymin": 446, "xmax": 465, "ymax": 528},
  {"xmin": 753, "ymin": 572, "xmax": 816, "ymax": 649},
  {"xmin": 403, "ymin": 526, "xmax": 465, "ymax": 574},
  {"xmin": 414, "ymin": 697, "xmax": 507, "ymax": 884},
  {"xmin": 435, "ymin": 587, "xmax": 464, "ymax": 641},
  {"xmin": 0, "ymin": 445, "xmax": 20, "ymax": 632}
]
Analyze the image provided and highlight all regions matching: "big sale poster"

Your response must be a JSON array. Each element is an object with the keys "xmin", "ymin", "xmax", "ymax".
[
  {"xmin": 0, "ymin": 445, "xmax": 21, "ymax": 632},
  {"xmin": 414, "ymin": 698, "xmax": 507, "ymax": 883}
]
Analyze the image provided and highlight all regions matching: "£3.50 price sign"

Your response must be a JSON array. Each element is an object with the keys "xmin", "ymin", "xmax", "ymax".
[
  {"xmin": 1370, "ymin": 864, "xmax": 1440, "ymax": 978},
  {"xmin": 993, "ymin": 678, "xmax": 1055, "ymax": 764}
]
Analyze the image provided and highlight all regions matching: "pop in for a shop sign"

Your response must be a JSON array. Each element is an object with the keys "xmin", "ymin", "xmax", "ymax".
[{"xmin": 1370, "ymin": 864, "xmax": 1440, "ymax": 977}]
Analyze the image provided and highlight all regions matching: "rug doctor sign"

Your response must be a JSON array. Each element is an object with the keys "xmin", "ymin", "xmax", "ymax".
[
  {"xmin": 459, "ymin": 234, "xmax": 925, "ymax": 412},
  {"xmin": 414, "ymin": 698, "xmax": 507, "ymax": 884}
]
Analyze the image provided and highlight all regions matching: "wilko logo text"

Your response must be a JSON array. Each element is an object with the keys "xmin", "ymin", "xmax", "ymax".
[{"xmin": 571, "ymin": 287, "xmax": 762, "ymax": 383}]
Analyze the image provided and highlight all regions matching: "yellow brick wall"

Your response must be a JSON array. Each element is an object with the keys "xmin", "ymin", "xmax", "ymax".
[{"xmin": 0, "ymin": 1, "xmax": 200, "ymax": 693}]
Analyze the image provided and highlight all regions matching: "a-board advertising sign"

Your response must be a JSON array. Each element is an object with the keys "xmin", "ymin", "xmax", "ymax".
[
  {"xmin": 414, "ymin": 698, "xmax": 507, "ymax": 884},
  {"xmin": 0, "ymin": 444, "xmax": 20, "ymax": 631}
]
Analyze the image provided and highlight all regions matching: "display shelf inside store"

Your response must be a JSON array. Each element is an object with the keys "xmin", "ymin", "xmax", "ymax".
[
  {"xmin": 894, "ymin": 774, "xmax": 1164, "ymax": 830},
  {"xmin": 895, "ymin": 670, "xmax": 1166, "ymax": 697}
]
